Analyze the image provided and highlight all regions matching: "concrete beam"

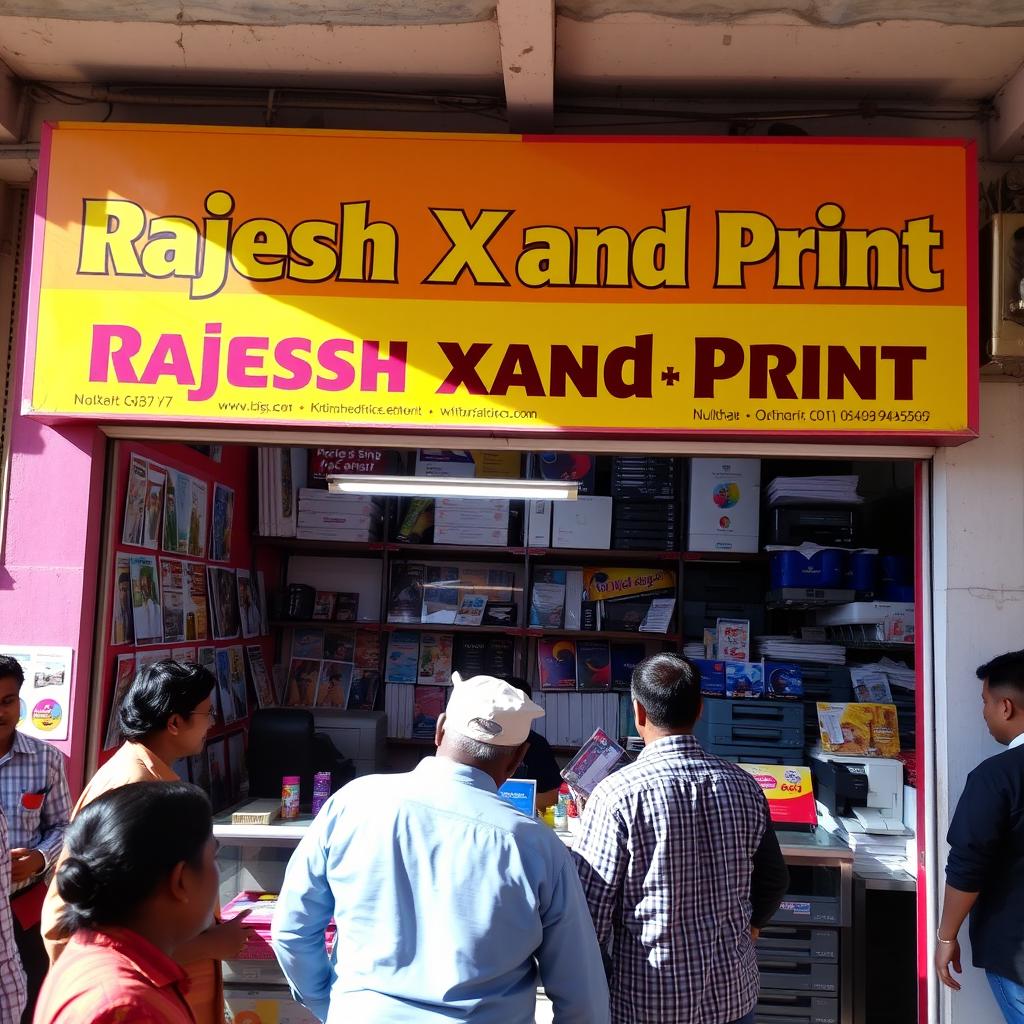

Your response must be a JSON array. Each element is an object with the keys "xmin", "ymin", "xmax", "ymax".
[
  {"xmin": 496, "ymin": 0, "xmax": 554, "ymax": 133},
  {"xmin": 991, "ymin": 58, "xmax": 1024, "ymax": 160}
]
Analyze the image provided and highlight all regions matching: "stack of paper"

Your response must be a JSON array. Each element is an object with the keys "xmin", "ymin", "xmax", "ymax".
[
  {"xmin": 816, "ymin": 802, "xmax": 915, "ymax": 874},
  {"xmin": 767, "ymin": 475, "xmax": 863, "ymax": 507},
  {"xmin": 683, "ymin": 642, "xmax": 706, "ymax": 660},
  {"xmin": 755, "ymin": 635, "xmax": 846, "ymax": 665},
  {"xmin": 859, "ymin": 657, "xmax": 916, "ymax": 691},
  {"xmin": 296, "ymin": 489, "xmax": 384, "ymax": 542}
]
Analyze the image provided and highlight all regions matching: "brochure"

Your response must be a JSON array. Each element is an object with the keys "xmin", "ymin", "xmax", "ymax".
[{"xmin": 561, "ymin": 728, "xmax": 626, "ymax": 798}]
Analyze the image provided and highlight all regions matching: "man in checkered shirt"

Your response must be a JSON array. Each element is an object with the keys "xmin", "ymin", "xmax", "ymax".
[
  {"xmin": 573, "ymin": 653, "xmax": 789, "ymax": 1024},
  {"xmin": 0, "ymin": 803, "xmax": 27, "ymax": 1023}
]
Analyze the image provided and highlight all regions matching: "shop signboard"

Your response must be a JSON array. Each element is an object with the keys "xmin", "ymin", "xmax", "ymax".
[{"xmin": 24, "ymin": 124, "xmax": 977, "ymax": 441}]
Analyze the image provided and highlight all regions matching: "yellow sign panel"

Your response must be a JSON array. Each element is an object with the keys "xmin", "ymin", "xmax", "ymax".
[{"xmin": 25, "ymin": 124, "xmax": 978, "ymax": 441}]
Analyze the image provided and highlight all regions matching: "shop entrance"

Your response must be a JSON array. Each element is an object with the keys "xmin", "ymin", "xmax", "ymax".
[{"xmin": 85, "ymin": 432, "xmax": 931, "ymax": 1024}]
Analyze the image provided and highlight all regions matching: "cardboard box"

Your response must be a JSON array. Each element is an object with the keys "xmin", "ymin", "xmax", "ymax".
[
  {"xmin": 224, "ymin": 989, "xmax": 321, "ymax": 1023},
  {"xmin": 725, "ymin": 661, "xmax": 765, "ymax": 698},
  {"xmin": 552, "ymin": 496, "xmax": 613, "ymax": 549},
  {"xmin": 433, "ymin": 497, "xmax": 510, "ymax": 528},
  {"xmin": 688, "ymin": 458, "xmax": 761, "ymax": 553},
  {"xmin": 432, "ymin": 525, "xmax": 508, "ymax": 546}
]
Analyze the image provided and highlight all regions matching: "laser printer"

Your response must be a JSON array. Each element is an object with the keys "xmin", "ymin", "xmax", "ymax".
[{"xmin": 809, "ymin": 748, "xmax": 905, "ymax": 834}]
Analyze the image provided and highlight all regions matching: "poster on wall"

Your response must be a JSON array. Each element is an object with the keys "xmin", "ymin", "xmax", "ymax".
[
  {"xmin": 130, "ymin": 554, "xmax": 162, "ymax": 644},
  {"xmin": 110, "ymin": 552, "xmax": 135, "ymax": 646},
  {"xmin": 0, "ymin": 644, "xmax": 74, "ymax": 742},
  {"xmin": 103, "ymin": 653, "xmax": 136, "ymax": 750},
  {"xmin": 208, "ymin": 566, "xmax": 240, "ymax": 640},
  {"xmin": 122, "ymin": 455, "xmax": 148, "ymax": 547},
  {"xmin": 236, "ymin": 569, "xmax": 261, "ymax": 639},
  {"xmin": 24, "ymin": 125, "xmax": 977, "ymax": 444},
  {"xmin": 210, "ymin": 484, "xmax": 235, "ymax": 563},
  {"xmin": 142, "ymin": 463, "xmax": 166, "ymax": 552},
  {"xmin": 188, "ymin": 479, "xmax": 208, "ymax": 558}
]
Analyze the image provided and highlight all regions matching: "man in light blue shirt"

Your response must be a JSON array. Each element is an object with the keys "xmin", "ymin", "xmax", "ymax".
[{"xmin": 271, "ymin": 673, "xmax": 610, "ymax": 1023}]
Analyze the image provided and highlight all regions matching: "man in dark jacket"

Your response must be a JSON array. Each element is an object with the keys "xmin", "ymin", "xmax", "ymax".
[{"xmin": 936, "ymin": 649, "xmax": 1024, "ymax": 1022}]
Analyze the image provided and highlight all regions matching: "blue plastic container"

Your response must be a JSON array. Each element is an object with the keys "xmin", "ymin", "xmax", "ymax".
[
  {"xmin": 880, "ymin": 554, "xmax": 912, "ymax": 588},
  {"xmin": 881, "ymin": 583, "xmax": 915, "ymax": 602},
  {"xmin": 769, "ymin": 545, "xmax": 847, "ymax": 589},
  {"xmin": 845, "ymin": 549, "xmax": 878, "ymax": 595}
]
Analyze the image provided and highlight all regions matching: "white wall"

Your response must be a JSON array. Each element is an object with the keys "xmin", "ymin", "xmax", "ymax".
[{"xmin": 932, "ymin": 378, "xmax": 1024, "ymax": 1023}]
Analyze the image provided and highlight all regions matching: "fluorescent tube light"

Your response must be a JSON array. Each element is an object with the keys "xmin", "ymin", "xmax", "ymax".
[{"xmin": 327, "ymin": 475, "xmax": 579, "ymax": 501}]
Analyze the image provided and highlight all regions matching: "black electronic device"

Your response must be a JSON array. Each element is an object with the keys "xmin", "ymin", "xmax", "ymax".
[{"xmin": 810, "ymin": 756, "xmax": 870, "ymax": 817}]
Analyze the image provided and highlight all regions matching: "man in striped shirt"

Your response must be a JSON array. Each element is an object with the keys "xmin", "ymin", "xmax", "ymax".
[
  {"xmin": 0, "ymin": 804, "xmax": 27, "ymax": 1024},
  {"xmin": 573, "ymin": 653, "xmax": 789, "ymax": 1024}
]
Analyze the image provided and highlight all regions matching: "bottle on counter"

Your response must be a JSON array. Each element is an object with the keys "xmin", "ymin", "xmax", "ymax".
[
  {"xmin": 281, "ymin": 775, "xmax": 301, "ymax": 820},
  {"xmin": 311, "ymin": 772, "xmax": 332, "ymax": 816},
  {"xmin": 553, "ymin": 782, "xmax": 569, "ymax": 831}
]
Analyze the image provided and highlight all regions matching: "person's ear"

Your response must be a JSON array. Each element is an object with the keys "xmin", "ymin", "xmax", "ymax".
[
  {"xmin": 166, "ymin": 860, "xmax": 189, "ymax": 905},
  {"xmin": 633, "ymin": 699, "xmax": 647, "ymax": 729},
  {"xmin": 1003, "ymin": 696, "xmax": 1017, "ymax": 721},
  {"xmin": 435, "ymin": 712, "xmax": 447, "ymax": 749},
  {"xmin": 165, "ymin": 714, "xmax": 185, "ymax": 738}
]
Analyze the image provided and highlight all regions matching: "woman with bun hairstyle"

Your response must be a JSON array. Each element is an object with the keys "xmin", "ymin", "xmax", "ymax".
[
  {"xmin": 34, "ymin": 781, "xmax": 219, "ymax": 1024},
  {"xmin": 40, "ymin": 660, "xmax": 250, "ymax": 1023}
]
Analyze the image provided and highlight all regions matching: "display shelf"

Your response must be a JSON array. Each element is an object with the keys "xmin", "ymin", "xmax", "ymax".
[
  {"xmin": 837, "ymin": 641, "xmax": 915, "ymax": 651},
  {"xmin": 681, "ymin": 551, "xmax": 767, "ymax": 562},
  {"xmin": 527, "ymin": 547, "xmax": 680, "ymax": 562},
  {"xmin": 270, "ymin": 619, "xmax": 382, "ymax": 630},
  {"xmin": 382, "ymin": 622, "xmax": 528, "ymax": 636},
  {"xmin": 387, "ymin": 542, "xmax": 528, "ymax": 561},
  {"xmin": 253, "ymin": 535, "xmax": 385, "ymax": 555},
  {"xmin": 526, "ymin": 628, "xmax": 681, "ymax": 642}
]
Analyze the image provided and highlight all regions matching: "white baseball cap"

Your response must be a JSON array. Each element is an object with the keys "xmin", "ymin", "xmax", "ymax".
[{"xmin": 444, "ymin": 672, "xmax": 544, "ymax": 747}]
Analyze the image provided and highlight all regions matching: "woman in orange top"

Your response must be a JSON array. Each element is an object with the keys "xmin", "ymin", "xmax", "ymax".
[
  {"xmin": 40, "ymin": 661, "xmax": 250, "ymax": 1023},
  {"xmin": 35, "ymin": 781, "xmax": 220, "ymax": 1024}
]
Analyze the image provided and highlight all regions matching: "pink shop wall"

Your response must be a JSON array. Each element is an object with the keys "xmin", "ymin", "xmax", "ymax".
[{"xmin": 1, "ymin": 230, "xmax": 107, "ymax": 795}]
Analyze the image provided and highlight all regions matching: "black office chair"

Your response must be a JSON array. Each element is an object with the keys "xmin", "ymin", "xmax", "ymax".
[{"xmin": 248, "ymin": 708, "xmax": 316, "ymax": 806}]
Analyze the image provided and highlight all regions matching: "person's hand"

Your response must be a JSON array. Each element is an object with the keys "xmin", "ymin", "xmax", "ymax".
[
  {"xmin": 750, "ymin": 927, "xmax": 760, "ymax": 942},
  {"xmin": 935, "ymin": 937, "xmax": 962, "ymax": 991},
  {"xmin": 10, "ymin": 848, "xmax": 45, "ymax": 883},
  {"xmin": 201, "ymin": 909, "xmax": 253, "ymax": 961}
]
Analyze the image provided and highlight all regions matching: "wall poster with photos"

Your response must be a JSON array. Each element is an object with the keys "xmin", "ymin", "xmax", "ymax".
[{"xmin": 99, "ymin": 440, "xmax": 277, "ymax": 815}]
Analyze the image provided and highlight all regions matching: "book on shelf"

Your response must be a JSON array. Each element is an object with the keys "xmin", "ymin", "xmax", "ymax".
[
  {"xmin": 530, "ymin": 569, "xmax": 566, "ymax": 629},
  {"xmin": 539, "ymin": 638, "xmax": 577, "ymax": 690},
  {"xmin": 332, "ymin": 592, "xmax": 359, "ymax": 623},
  {"xmin": 454, "ymin": 594, "xmax": 487, "ymax": 627},
  {"xmin": 413, "ymin": 685, "xmax": 448, "ymax": 738},
  {"xmin": 610, "ymin": 642, "xmax": 645, "ymax": 690},
  {"xmin": 484, "ymin": 635, "xmax": 515, "ymax": 678},
  {"xmin": 422, "ymin": 565, "xmax": 461, "ymax": 624},
  {"xmin": 385, "ymin": 682, "xmax": 415, "ymax": 738},
  {"xmin": 387, "ymin": 564, "xmax": 426, "ymax": 624},
  {"xmin": 384, "ymin": 631, "xmax": 420, "ymax": 684},
  {"xmin": 577, "ymin": 640, "xmax": 612, "ymax": 690},
  {"xmin": 453, "ymin": 634, "xmax": 488, "ymax": 677},
  {"xmin": 418, "ymin": 632, "xmax": 454, "ymax": 686}
]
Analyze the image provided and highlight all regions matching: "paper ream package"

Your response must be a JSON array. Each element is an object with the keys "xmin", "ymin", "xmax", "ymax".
[
  {"xmin": 816, "ymin": 702, "xmax": 901, "ymax": 757},
  {"xmin": 739, "ymin": 764, "xmax": 818, "ymax": 828}
]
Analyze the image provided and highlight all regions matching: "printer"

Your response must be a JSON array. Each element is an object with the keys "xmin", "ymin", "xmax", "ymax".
[{"xmin": 810, "ymin": 748, "xmax": 905, "ymax": 834}]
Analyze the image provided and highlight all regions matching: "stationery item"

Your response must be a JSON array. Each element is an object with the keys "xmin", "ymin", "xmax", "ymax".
[
  {"xmin": 209, "ymin": 482, "xmax": 235, "ymax": 561},
  {"xmin": 561, "ymin": 728, "xmax": 626, "ymax": 798},
  {"xmin": 530, "ymin": 569, "xmax": 566, "ymax": 628},
  {"xmin": 315, "ymin": 661, "xmax": 353, "ymax": 708},
  {"xmin": 292, "ymin": 628, "xmax": 324, "ymax": 660},
  {"xmin": 693, "ymin": 658, "xmax": 726, "ymax": 697},
  {"xmin": 725, "ymin": 661, "xmax": 765, "ymax": 699},
  {"xmin": 280, "ymin": 776, "xmax": 301, "ymax": 820},
  {"xmin": 816, "ymin": 702, "xmax": 901, "ymax": 757},
  {"xmin": 765, "ymin": 662, "xmax": 804, "ymax": 699},
  {"xmin": 610, "ymin": 643, "xmax": 645, "ymax": 690},
  {"xmin": 387, "ymin": 564, "xmax": 426, "ymax": 623},
  {"xmin": 688, "ymin": 458, "xmax": 761, "ymax": 553},
  {"xmin": 422, "ymin": 565, "xmax": 461, "ymax": 624},
  {"xmin": 716, "ymin": 617, "xmax": 750, "ymax": 662},
  {"xmin": 285, "ymin": 659, "xmax": 319, "ymax": 706},
  {"xmin": 552, "ymin": 496, "xmax": 613, "ymax": 549},
  {"xmin": 454, "ymin": 594, "xmax": 487, "ymax": 627},
  {"xmin": 122, "ymin": 454, "xmax": 149, "ymax": 547},
  {"xmin": 639, "ymin": 597, "xmax": 676, "ymax": 634}
]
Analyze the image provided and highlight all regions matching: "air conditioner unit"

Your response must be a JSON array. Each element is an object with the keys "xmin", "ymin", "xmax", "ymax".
[{"xmin": 982, "ymin": 213, "xmax": 1024, "ymax": 359}]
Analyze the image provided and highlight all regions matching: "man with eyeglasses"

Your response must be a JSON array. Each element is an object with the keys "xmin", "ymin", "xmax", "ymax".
[
  {"xmin": 0, "ymin": 654, "xmax": 70, "ymax": 1022},
  {"xmin": 39, "ymin": 659, "xmax": 251, "ymax": 1024}
]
